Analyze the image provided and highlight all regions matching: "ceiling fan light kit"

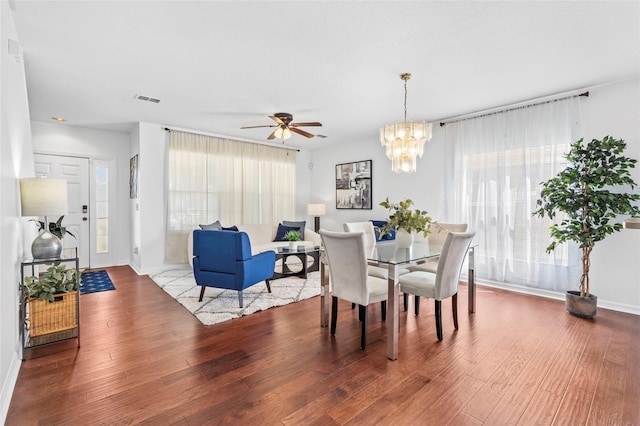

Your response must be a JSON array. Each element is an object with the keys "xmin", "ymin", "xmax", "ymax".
[
  {"xmin": 241, "ymin": 112, "xmax": 322, "ymax": 143},
  {"xmin": 380, "ymin": 73, "xmax": 432, "ymax": 174}
]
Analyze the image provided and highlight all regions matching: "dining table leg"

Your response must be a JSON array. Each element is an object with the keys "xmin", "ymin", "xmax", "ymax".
[
  {"xmin": 320, "ymin": 259, "xmax": 329, "ymax": 327},
  {"xmin": 386, "ymin": 264, "xmax": 400, "ymax": 360}
]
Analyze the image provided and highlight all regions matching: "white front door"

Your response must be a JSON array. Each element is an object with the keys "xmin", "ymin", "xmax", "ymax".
[{"xmin": 34, "ymin": 154, "xmax": 90, "ymax": 268}]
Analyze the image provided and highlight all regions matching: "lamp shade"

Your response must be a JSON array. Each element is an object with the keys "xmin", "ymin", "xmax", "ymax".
[
  {"xmin": 307, "ymin": 203, "xmax": 326, "ymax": 216},
  {"xmin": 20, "ymin": 178, "xmax": 69, "ymax": 217}
]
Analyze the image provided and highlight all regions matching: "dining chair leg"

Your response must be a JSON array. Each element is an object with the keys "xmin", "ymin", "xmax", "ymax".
[
  {"xmin": 381, "ymin": 301, "xmax": 387, "ymax": 321},
  {"xmin": 403, "ymin": 293, "xmax": 409, "ymax": 311},
  {"xmin": 415, "ymin": 295, "xmax": 421, "ymax": 315},
  {"xmin": 452, "ymin": 293, "xmax": 458, "ymax": 330},
  {"xmin": 435, "ymin": 300, "xmax": 443, "ymax": 341},
  {"xmin": 331, "ymin": 296, "xmax": 338, "ymax": 335},
  {"xmin": 198, "ymin": 286, "xmax": 206, "ymax": 302},
  {"xmin": 359, "ymin": 305, "xmax": 368, "ymax": 350}
]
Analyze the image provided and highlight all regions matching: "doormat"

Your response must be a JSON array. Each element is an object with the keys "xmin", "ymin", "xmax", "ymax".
[{"xmin": 80, "ymin": 270, "xmax": 116, "ymax": 295}]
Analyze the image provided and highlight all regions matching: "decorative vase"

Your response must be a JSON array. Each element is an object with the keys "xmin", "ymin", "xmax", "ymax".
[
  {"xmin": 395, "ymin": 229, "xmax": 414, "ymax": 248},
  {"xmin": 565, "ymin": 290, "xmax": 597, "ymax": 319}
]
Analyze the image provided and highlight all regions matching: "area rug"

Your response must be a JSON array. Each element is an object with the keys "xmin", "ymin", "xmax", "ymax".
[
  {"xmin": 80, "ymin": 270, "xmax": 116, "ymax": 294},
  {"xmin": 150, "ymin": 268, "xmax": 320, "ymax": 326}
]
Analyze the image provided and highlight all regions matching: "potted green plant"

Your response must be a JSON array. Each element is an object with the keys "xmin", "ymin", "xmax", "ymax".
[
  {"xmin": 25, "ymin": 263, "xmax": 80, "ymax": 302},
  {"xmin": 31, "ymin": 215, "xmax": 76, "ymax": 240},
  {"xmin": 532, "ymin": 136, "xmax": 640, "ymax": 318},
  {"xmin": 284, "ymin": 229, "xmax": 301, "ymax": 250},
  {"xmin": 379, "ymin": 197, "xmax": 433, "ymax": 247}
]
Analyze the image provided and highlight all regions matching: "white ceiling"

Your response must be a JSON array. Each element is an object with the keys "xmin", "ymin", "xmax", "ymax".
[{"xmin": 11, "ymin": 1, "xmax": 640, "ymax": 150}]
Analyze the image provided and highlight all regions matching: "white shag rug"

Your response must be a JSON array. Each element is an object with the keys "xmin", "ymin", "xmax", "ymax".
[{"xmin": 150, "ymin": 268, "xmax": 320, "ymax": 326}]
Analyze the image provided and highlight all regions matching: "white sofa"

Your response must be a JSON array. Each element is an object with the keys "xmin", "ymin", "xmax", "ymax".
[{"xmin": 187, "ymin": 224, "xmax": 321, "ymax": 265}]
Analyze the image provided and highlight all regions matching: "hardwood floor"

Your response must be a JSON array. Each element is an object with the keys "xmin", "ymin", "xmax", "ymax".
[{"xmin": 7, "ymin": 265, "xmax": 640, "ymax": 425}]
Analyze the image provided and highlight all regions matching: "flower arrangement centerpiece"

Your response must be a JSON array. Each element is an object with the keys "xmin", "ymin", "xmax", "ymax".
[{"xmin": 380, "ymin": 197, "xmax": 433, "ymax": 247}]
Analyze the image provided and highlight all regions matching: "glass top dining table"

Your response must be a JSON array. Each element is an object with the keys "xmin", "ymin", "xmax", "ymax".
[{"xmin": 319, "ymin": 240, "xmax": 477, "ymax": 361}]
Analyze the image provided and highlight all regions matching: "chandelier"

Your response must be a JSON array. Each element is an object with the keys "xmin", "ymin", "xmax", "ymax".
[{"xmin": 380, "ymin": 73, "xmax": 432, "ymax": 174}]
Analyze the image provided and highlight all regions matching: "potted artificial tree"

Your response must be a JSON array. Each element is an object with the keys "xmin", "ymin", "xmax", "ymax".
[
  {"xmin": 533, "ymin": 136, "xmax": 640, "ymax": 318},
  {"xmin": 379, "ymin": 197, "xmax": 433, "ymax": 248}
]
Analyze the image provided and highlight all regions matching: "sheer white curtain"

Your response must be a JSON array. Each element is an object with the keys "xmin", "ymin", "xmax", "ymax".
[
  {"xmin": 444, "ymin": 97, "xmax": 582, "ymax": 291},
  {"xmin": 165, "ymin": 130, "xmax": 296, "ymax": 262}
]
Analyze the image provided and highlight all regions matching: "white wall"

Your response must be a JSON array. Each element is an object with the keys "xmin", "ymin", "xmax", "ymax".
[
  {"xmin": 30, "ymin": 121, "xmax": 132, "ymax": 267},
  {"xmin": 0, "ymin": 2, "xmax": 36, "ymax": 421},
  {"xmin": 581, "ymin": 79, "xmax": 640, "ymax": 313},
  {"xmin": 309, "ymin": 79, "xmax": 640, "ymax": 314}
]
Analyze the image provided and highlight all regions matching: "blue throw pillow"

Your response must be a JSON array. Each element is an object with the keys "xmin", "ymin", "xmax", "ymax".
[
  {"xmin": 273, "ymin": 224, "xmax": 299, "ymax": 242},
  {"xmin": 370, "ymin": 220, "xmax": 395, "ymax": 241},
  {"xmin": 222, "ymin": 225, "xmax": 239, "ymax": 231},
  {"xmin": 282, "ymin": 220, "xmax": 305, "ymax": 240}
]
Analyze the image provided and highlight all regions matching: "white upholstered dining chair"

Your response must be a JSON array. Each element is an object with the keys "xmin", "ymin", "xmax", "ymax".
[
  {"xmin": 320, "ymin": 229, "xmax": 388, "ymax": 350},
  {"xmin": 343, "ymin": 222, "xmax": 390, "ymax": 280},
  {"xmin": 409, "ymin": 222, "xmax": 468, "ymax": 274},
  {"xmin": 399, "ymin": 231, "xmax": 475, "ymax": 341}
]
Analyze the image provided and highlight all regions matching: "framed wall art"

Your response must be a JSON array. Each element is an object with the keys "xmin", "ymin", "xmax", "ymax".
[
  {"xmin": 129, "ymin": 154, "xmax": 139, "ymax": 199},
  {"xmin": 335, "ymin": 160, "xmax": 372, "ymax": 209}
]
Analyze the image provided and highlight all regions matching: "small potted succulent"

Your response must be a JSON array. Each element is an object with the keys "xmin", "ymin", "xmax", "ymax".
[
  {"xmin": 284, "ymin": 229, "xmax": 301, "ymax": 250},
  {"xmin": 379, "ymin": 197, "xmax": 433, "ymax": 247}
]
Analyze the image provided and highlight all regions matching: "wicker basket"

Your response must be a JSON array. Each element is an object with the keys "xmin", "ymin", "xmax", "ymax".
[{"xmin": 28, "ymin": 291, "xmax": 78, "ymax": 337}]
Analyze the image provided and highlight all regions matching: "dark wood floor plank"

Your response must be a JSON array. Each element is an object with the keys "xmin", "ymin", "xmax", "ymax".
[{"xmin": 6, "ymin": 266, "xmax": 640, "ymax": 425}]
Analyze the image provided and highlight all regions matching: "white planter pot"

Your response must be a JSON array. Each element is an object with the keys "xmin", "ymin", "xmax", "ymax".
[
  {"xmin": 395, "ymin": 229, "xmax": 414, "ymax": 248},
  {"xmin": 289, "ymin": 241, "xmax": 298, "ymax": 250}
]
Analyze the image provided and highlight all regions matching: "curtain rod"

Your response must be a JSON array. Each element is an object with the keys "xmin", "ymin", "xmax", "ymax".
[
  {"xmin": 163, "ymin": 127, "xmax": 300, "ymax": 152},
  {"xmin": 439, "ymin": 91, "xmax": 589, "ymax": 127}
]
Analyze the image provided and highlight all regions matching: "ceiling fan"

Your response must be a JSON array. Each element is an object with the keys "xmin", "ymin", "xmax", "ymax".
[{"xmin": 241, "ymin": 112, "xmax": 322, "ymax": 140}]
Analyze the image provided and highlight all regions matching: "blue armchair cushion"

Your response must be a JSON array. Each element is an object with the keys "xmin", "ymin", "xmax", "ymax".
[
  {"xmin": 282, "ymin": 220, "xmax": 305, "ymax": 240},
  {"xmin": 371, "ymin": 220, "xmax": 396, "ymax": 241},
  {"xmin": 273, "ymin": 224, "xmax": 299, "ymax": 242}
]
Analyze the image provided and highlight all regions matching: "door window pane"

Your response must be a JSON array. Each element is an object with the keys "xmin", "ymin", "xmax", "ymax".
[{"xmin": 96, "ymin": 166, "xmax": 109, "ymax": 254}]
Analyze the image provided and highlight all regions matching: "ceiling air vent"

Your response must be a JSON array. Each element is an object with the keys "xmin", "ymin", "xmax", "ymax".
[{"xmin": 134, "ymin": 94, "xmax": 161, "ymax": 103}]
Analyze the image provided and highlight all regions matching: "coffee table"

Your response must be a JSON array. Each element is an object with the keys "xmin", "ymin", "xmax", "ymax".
[{"xmin": 268, "ymin": 245, "xmax": 320, "ymax": 281}]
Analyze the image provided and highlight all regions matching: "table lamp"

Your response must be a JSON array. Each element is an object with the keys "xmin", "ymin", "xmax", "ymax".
[
  {"xmin": 20, "ymin": 177, "xmax": 69, "ymax": 259},
  {"xmin": 307, "ymin": 203, "xmax": 326, "ymax": 233}
]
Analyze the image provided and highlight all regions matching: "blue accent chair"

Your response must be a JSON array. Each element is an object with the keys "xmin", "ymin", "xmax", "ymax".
[{"xmin": 192, "ymin": 230, "xmax": 276, "ymax": 308}]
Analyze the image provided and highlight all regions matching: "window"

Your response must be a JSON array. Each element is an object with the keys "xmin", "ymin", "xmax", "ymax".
[
  {"xmin": 95, "ymin": 166, "xmax": 109, "ymax": 253},
  {"xmin": 444, "ymin": 97, "xmax": 582, "ymax": 291}
]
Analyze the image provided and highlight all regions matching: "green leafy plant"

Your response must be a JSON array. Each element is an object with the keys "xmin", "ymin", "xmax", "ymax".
[
  {"xmin": 532, "ymin": 136, "xmax": 640, "ymax": 297},
  {"xmin": 31, "ymin": 215, "xmax": 76, "ymax": 240},
  {"xmin": 379, "ymin": 197, "xmax": 433, "ymax": 237},
  {"xmin": 283, "ymin": 229, "xmax": 301, "ymax": 242},
  {"xmin": 25, "ymin": 264, "xmax": 81, "ymax": 302}
]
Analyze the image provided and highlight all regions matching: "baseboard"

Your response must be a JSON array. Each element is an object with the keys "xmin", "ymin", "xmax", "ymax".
[
  {"xmin": 128, "ymin": 262, "xmax": 189, "ymax": 277},
  {"xmin": 475, "ymin": 279, "xmax": 640, "ymax": 315},
  {"xmin": 0, "ymin": 351, "xmax": 21, "ymax": 424}
]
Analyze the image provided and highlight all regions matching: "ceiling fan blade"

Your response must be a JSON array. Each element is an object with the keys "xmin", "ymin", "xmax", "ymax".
[
  {"xmin": 240, "ymin": 125, "xmax": 277, "ymax": 129},
  {"xmin": 267, "ymin": 129, "xmax": 278, "ymax": 140},
  {"xmin": 291, "ymin": 122, "xmax": 322, "ymax": 127},
  {"xmin": 290, "ymin": 127, "xmax": 314, "ymax": 138},
  {"xmin": 269, "ymin": 115, "xmax": 285, "ymax": 125}
]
